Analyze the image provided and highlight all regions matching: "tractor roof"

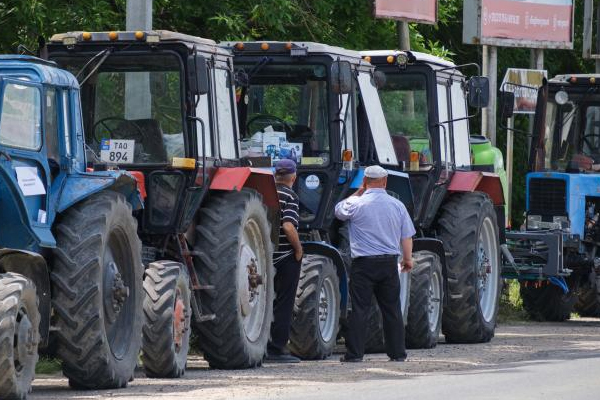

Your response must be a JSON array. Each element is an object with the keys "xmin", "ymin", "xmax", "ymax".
[
  {"xmin": 550, "ymin": 74, "xmax": 600, "ymax": 85},
  {"xmin": 222, "ymin": 41, "xmax": 364, "ymax": 63},
  {"xmin": 0, "ymin": 55, "xmax": 79, "ymax": 88},
  {"xmin": 360, "ymin": 50, "xmax": 456, "ymax": 69},
  {"xmin": 49, "ymin": 30, "xmax": 229, "ymax": 56}
]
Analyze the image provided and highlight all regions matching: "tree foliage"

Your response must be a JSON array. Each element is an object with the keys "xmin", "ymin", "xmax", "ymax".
[{"xmin": 0, "ymin": 0, "xmax": 595, "ymax": 223}]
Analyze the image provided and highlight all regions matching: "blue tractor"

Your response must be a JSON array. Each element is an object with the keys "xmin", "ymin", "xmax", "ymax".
[
  {"xmin": 503, "ymin": 75, "xmax": 600, "ymax": 320},
  {"xmin": 0, "ymin": 55, "xmax": 143, "ymax": 399}
]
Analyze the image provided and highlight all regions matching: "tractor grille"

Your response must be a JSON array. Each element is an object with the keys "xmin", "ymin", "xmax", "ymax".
[{"xmin": 528, "ymin": 178, "xmax": 566, "ymax": 216}]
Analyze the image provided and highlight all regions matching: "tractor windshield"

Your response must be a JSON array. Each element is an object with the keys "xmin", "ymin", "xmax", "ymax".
[
  {"xmin": 235, "ymin": 64, "xmax": 330, "ymax": 166},
  {"xmin": 55, "ymin": 53, "xmax": 184, "ymax": 165},
  {"xmin": 378, "ymin": 73, "xmax": 432, "ymax": 165},
  {"xmin": 544, "ymin": 93, "xmax": 600, "ymax": 171}
]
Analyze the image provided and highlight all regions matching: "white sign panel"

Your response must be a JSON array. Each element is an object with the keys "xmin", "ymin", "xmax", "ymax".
[
  {"xmin": 501, "ymin": 68, "xmax": 547, "ymax": 114},
  {"xmin": 15, "ymin": 166, "xmax": 46, "ymax": 196}
]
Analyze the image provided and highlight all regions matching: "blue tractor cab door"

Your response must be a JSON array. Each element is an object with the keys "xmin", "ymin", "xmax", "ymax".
[{"xmin": 0, "ymin": 78, "xmax": 54, "ymax": 248}]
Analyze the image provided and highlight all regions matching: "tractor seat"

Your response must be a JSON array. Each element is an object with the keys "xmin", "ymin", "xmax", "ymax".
[
  {"xmin": 391, "ymin": 134, "xmax": 411, "ymax": 164},
  {"xmin": 116, "ymin": 119, "xmax": 168, "ymax": 163}
]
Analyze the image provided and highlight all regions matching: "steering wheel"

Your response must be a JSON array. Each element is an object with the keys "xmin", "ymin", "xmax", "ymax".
[
  {"xmin": 92, "ymin": 117, "xmax": 146, "ymax": 145},
  {"xmin": 583, "ymin": 133, "xmax": 600, "ymax": 151},
  {"xmin": 246, "ymin": 114, "xmax": 293, "ymax": 137}
]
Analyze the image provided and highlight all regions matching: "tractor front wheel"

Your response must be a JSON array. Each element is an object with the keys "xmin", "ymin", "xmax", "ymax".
[
  {"xmin": 142, "ymin": 261, "xmax": 191, "ymax": 378},
  {"xmin": 289, "ymin": 255, "xmax": 341, "ymax": 359}
]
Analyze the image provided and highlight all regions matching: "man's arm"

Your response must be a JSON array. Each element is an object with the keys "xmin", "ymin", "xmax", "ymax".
[
  {"xmin": 334, "ymin": 193, "xmax": 362, "ymax": 221},
  {"xmin": 282, "ymin": 222, "xmax": 303, "ymax": 261},
  {"xmin": 401, "ymin": 238, "xmax": 413, "ymax": 271}
]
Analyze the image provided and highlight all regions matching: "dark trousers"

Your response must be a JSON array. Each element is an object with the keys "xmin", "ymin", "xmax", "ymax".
[
  {"xmin": 345, "ymin": 256, "xmax": 406, "ymax": 360},
  {"xmin": 268, "ymin": 253, "xmax": 302, "ymax": 354}
]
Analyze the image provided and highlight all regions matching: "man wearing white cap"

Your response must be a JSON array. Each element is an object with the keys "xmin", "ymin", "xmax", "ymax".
[{"xmin": 335, "ymin": 165, "xmax": 415, "ymax": 362}]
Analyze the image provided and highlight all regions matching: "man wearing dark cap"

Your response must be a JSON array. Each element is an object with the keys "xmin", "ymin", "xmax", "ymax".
[
  {"xmin": 265, "ymin": 159, "xmax": 303, "ymax": 363},
  {"xmin": 335, "ymin": 165, "xmax": 415, "ymax": 362}
]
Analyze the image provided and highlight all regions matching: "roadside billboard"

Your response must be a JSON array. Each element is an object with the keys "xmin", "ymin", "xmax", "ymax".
[
  {"xmin": 374, "ymin": 0, "xmax": 437, "ymax": 24},
  {"xmin": 463, "ymin": 0, "xmax": 574, "ymax": 49},
  {"xmin": 501, "ymin": 68, "xmax": 547, "ymax": 114}
]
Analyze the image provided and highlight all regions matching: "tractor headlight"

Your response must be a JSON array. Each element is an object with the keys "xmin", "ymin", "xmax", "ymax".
[
  {"xmin": 526, "ymin": 214, "xmax": 570, "ymax": 231},
  {"xmin": 526, "ymin": 214, "xmax": 541, "ymax": 230}
]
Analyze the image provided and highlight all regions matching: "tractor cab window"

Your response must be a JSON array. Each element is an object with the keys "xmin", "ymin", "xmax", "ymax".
[
  {"xmin": 544, "ymin": 98, "xmax": 600, "ymax": 171},
  {"xmin": 236, "ymin": 64, "xmax": 330, "ymax": 166},
  {"xmin": 58, "ymin": 54, "xmax": 185, "ymax": 164},
  {"xmin": 378, "ymin": 74, "xmax": 432, "ymax": 167},
  {"xmin": 0, "ymin": 83, "xmax": 42, "ymax": 151}
]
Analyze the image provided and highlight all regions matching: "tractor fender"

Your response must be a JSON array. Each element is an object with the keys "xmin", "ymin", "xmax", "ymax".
[
  {"xmin": 302, "ymin": 241, "xmax": 349, "ymax": 317},
  {"xmin": 57, "ymin": 170, "xmax": 142, "ymax": 213},
  {"xmin": 209, "ymin": 167, "xmax": 280, "ymax": 243},
  {"xmin": 447, "ymin": 170, "xmax": 505, "ymax": 205},
  {"xmin": 413, "ymin": 238, "xmax": 449, "ymax": 306},
  {"xmin": 0, "ymin": 248, "xmax": 51, "ymax": 348}
]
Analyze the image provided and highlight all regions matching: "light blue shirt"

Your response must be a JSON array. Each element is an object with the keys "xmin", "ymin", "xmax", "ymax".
[{"xmin": 334, "ymin": 188, "xmax": 416, "ymax": 258}]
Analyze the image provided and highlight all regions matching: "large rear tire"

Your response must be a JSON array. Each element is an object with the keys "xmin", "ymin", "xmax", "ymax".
[
  {"xmin": 406, "ymin": 251, "xmax": 443, "ymax": 349},
  {"xmin": 142, "ymin": 261, "xmax": 191, "ymax": 378},
  {"xmin": 289, "ymin": 255, "xmax": 340, "ymax": 359},
  {"xmin": 193, "ymin": 189, "xmax": 274, "ymax": 369},
  {"xmin": 0, "ymin": 273, "xmax": 40, "ymax": 400},
  {"xmin": 436, "ymin": 192, "xmax": 501, "ymax": 343},
  {"xmin": 51, "ymin": 191, "xmax": 143, "ymax": 389},
  {"xmin": 520, "ymin": 282, "xmax": 576, "ymax": 321}
]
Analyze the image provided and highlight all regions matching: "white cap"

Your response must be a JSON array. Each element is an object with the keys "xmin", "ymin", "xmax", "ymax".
[{"xmin": 364, "ymin": 165, "xmax": 388, "ymax": 179}]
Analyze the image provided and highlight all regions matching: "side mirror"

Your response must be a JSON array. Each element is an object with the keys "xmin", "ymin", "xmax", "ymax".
[
  {"xmin": 331, "ymin": 60, "xmax": 352, "ymax": 94},
  {"xmin": 499, "ymin": 91, "xmax": 515, "ymax": 119},
  {"xmin": 188, "ymin": 54, "xmax": 209, "ymax": 96},
  {"xmin": 373, "ymin": 70, "xmax": 387, "ymax": 89},
  {"xmin": 468, "ymin": 76, "xmax": 489, "ymax": 108}
]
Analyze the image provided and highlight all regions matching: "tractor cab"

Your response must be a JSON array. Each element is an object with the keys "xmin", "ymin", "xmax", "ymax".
[
  {"xmin": 361, "ymin": 50, "xmax": 502, "ymax": 228},
  {"xmin": 225, "ymin": 41, "xmax": 406, "ymax": 233},
  {"xmin": 46, "ymin": 30, "xmax": 238, "ymax": 235}
]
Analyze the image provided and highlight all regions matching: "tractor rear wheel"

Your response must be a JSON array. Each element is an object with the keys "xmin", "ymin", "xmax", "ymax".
[
  {"xmin": 436, "ymin": 192, "xmax": 501, "ymax": 343},
  {"xmin": 142, "ymin": 261, "xmax": 191, "ymax": 378},
  {"xmin": 51, "ymin": 191, "xmax": 143, "ymax": 389},
  {"xmin": 0, "ymin": 273, "xmax": 40, "ymax": 400},
  {"xmin": 289, "ymin": 255, "xmax": 340, "ymax": 359},
  {"xmin": 520, "ymin": 282, "xmax": 576, "ymax": 321},
  {"xmin": 406, "ymin": 251, "xmax": 443, "ymax": 349},
  {"xmin": 193, "ymin": 189, "xmax": 274, "ymax": 369}
]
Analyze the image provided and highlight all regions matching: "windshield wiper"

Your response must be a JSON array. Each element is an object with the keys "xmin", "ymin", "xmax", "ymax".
[{"xmin": 75, "ymin": 48, "xmax": 113, "ymax": 85}]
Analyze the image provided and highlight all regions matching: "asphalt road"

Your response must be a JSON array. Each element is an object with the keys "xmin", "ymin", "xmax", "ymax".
[{"xmin": 31, "ymin": 319, "xmax": 600, "ymax": 400}]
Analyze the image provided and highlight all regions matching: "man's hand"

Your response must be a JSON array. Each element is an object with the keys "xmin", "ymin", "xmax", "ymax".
[
  {"xmin": 352, "ymin": 185, "xmax": 366, "ymax": 197},
  {"xmin": 401, "ymin": 257, "xmax": 414, "ymax": 272},
  {"xmin": 295, "ymin": 248, "xmax": 304, "ymax": 262}
]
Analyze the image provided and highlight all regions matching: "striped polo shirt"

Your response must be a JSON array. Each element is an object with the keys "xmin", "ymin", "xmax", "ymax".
[{"xmin": 274, "ymin": 183, "xmax": 300, "ymax": 258}]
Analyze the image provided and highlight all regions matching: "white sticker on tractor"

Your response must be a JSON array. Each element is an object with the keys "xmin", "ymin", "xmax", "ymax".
[
  {"xmin": 15, "ymin": 166, "xmax": 46, "ymax": 196},
  {"xmin": 100, "ymin": 139, "xmax": 135, "ymax": 164},
  {"xmin": 305, "ymin": 174, "xmax": 320, "ymax": 190}
]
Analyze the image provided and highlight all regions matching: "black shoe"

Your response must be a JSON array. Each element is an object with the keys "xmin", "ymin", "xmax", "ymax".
[
  {"xmin": 264, "ymin": 353, "xmax": 301, "ymax": 363},
  {"xmin": 340, "ymin": 355, "xmax": 363, "ymax": 363},
  {"xmin": 389, "ymin": 357, "xmax": 407, "ymax": 362}
]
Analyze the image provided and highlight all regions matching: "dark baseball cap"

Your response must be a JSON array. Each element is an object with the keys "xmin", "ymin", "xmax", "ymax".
[{"xmin": 275, "ymin": 159, "xmax": 297, "ymax": 174}]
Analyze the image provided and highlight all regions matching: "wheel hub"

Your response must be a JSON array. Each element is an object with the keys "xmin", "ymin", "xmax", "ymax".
[
  {"xmin": 15, "ymin": 310, "xmax": 35, "ymax": 371},
  {"xmin": 319, "ymin": 288, "xmax": 329, "ymax": 323},
  {"xmin": 173, "ymin": 292, "xmax": 186, "ymax": 351},
  {"xmin": 104, "ymin": 261, "xmax": 129, "ymax": 324}
]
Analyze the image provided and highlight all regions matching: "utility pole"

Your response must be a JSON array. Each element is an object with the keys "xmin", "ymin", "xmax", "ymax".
[
  {"xmin": 397, "ymin": 21, "xmax": 410, "ymax": 50},
  {"xmin": 125, "ymin": 0, "xmax": 153, "ymax": 120},
  {"xmin": 486, "ymin": 46, "xmax": 498, "ymax": 145}
]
